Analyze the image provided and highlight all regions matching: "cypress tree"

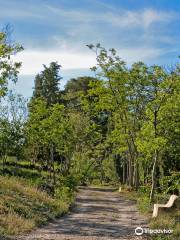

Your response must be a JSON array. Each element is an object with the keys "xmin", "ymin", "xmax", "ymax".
[{"xmin": 33, "ymin": 62, "xmax": 62, "ymax": 105}]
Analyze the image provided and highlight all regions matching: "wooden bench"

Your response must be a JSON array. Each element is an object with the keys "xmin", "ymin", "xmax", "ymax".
[{"xmin": 152, "ymin": 194, "xmax": 179, "ymax": 218}]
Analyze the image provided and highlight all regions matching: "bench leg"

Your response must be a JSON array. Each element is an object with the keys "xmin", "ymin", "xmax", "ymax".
[{"xmin": 152, "ymin": 204, "xmax": 158, "ymax": 218}]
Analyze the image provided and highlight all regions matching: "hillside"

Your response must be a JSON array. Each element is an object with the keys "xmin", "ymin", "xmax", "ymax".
[{"xmin": 0, "ymin": 175, "xmax": 71, "ymax": 239}]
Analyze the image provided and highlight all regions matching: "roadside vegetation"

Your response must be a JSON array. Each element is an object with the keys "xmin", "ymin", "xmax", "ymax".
[
  {"xmin": 0, "ymin": 28, "xmax": 179, "ymax": 239},
  {"xmin": 121, "ymin": 186, "xmax": 179, "ymax": 240},
  {"xmin": 0, "ymin": 175, "xmax": 71, "ymax": 238}
]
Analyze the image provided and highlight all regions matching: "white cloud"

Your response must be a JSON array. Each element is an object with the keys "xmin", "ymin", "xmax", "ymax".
[
  {"xmin": 45, "ymin": 5, "xmax": 94, "ymax": 23},
  {"xmin": 117, "ymin": 47, "xmax": 164, "ymax": 62},
  {"xmin": 0, "ymin": 2, "xmax": 178, "ymax": 30},
  {"xmin": 45, "ymin": 5, "xmax": 178, "ymax": 29},
  {"xmin": 13, "ymin": 50, "xmax": 96, "ymax": 75},
  {"xmin": 13, "ymin": 46, "xmax": 168, "ymax": 76},
  {"xmin": 102, "ymin": 9, "xmax": 177, "ymax": 28},
  {"xmin": 142, "ymin": 9, "xmax": 176, "ymax": 27}
]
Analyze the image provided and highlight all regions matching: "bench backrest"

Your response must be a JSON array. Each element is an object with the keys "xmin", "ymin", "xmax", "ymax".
[{"xmin": 165, "ymin": 195, "xmax": 178, "ymax": 208}]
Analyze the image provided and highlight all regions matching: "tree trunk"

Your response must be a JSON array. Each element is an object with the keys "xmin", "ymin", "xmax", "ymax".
[
  {"xmin": 122, "ymin": 162, "xmax": 126, "ymax": 184},
  {"xmin": 150, "ymin": 109, "xmax": 158, "ymax": 203},
  {"xmin": 50, "ymin": 144, "xmax": 56, "ymax": 188},
  {"xmin": 126, "ymin": 158, "xmax": 129, "ymax": 185},
  {"xmin": 128, "ymin": 155, "xmax": 133, "ymax": 187},
  {"xmin": 134, "ymin": 160, "xmax": 139, "ymax": 190},
  {"xmin": 99, "ymin": 158, "xmax": 104, "ymax": 184},
  {"xmin": 150, "ymin": 150, "xmax": 158, "ymax": 202},
  {"xmin": 2, "ymin": 154, "xmax": 7, "ymax": 171}
]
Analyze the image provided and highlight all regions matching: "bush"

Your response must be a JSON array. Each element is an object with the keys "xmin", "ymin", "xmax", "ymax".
[
  {"xmin": 160, "ymin": 172, "xmax": 180, "ymax": 195},
  {"xmin": 138, "ymin": 185, "xmax": 151, "ymax": 194}
]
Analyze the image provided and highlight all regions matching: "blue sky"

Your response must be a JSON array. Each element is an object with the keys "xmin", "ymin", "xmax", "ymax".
[{"xmin": 0, "ymin": 0, "xmax": 180, "ymax": 98}]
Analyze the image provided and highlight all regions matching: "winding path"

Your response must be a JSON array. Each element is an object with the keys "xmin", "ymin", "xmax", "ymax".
[{"xmin": 17, "ymin": 187, "xmax": 148, "ymax": 240}]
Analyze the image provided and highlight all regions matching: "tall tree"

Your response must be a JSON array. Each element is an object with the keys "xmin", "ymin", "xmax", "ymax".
[
  {"xmin": 33, "ymin": 62, "xmax": 62, "ymax": 105},
  {"xmin": 64, "ymin": 76, "xmax": 99, "ymax": 110},
  {"xmin": 0, "ymin": 91, "xmax": 27, "ymax": 168}
]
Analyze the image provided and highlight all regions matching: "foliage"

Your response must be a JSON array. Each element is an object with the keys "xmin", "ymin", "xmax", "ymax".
[
  {"xmin": 0, "ymin": 27, "xmax": 23, "ymax": 98},
  {"xmin": 0, "ymin": 33, "xmax": 179, "ymax": 238},
  {"xmin": 0, "ymin": 175, "xmax": 70, "ymax": 237},
  {"xmin": 86, "ymin": 44, "xmax": 180, "ymax": 201},
  {"xmin": 0, "ymin": 92, "xmax": 27, "ymax": 166},
  {"xmin": 32, "ymin": 61, "xmax": 62, "ymax": 105}
]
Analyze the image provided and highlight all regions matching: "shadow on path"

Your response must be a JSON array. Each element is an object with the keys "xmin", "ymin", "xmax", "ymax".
[{"xmin": 17, "ymin": 187, "xmax": 148, "ymax": 240}]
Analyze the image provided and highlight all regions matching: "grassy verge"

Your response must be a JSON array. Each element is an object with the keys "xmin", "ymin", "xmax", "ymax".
[
  {"xmin": 0, "ymin": 175, "xmax": 74, "ymax": 239},
  {"xmin": 121, "ymin": 189, "xmax": 179, "ymax": 240}
]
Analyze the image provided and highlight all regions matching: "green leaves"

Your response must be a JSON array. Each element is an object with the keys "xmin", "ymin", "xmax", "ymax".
[
  {"xmin": 32, "ymin": 62, "xmax": 62, "ymax": 105},
  {"xmin": 0, "ymin": 30, "xmax": 23, "ymax": 98},
  {"xmin": 26, "ymin": 99, "xmax": 74, "ymax": 157},
  {"xmin": 86, "ymin": 44, "xmax": 180, "ymax": 190},
  {"xmin": 0, "ymin": 92, "xmax": 27, "ymax": 159}
]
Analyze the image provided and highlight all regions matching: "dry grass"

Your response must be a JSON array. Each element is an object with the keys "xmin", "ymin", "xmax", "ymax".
[
  {"xmin": 0, "ymin": 212, "xmax": 34, "ymax": 235},
  {"xmin": 150, "ymin": 209, "xmax": 180, "ymax": 240},
  {"xmin": 0, "ymin": 175, "xmax": 70, "ymax": 238},
  {"xmin": 120, "ymin": 189, "xmax": 179, "ymax": 240}
]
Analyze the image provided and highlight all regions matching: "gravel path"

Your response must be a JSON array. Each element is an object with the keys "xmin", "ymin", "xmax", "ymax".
[{"xmin": 17, "ymin": 187, "xmax": 148, "ymax": 240}]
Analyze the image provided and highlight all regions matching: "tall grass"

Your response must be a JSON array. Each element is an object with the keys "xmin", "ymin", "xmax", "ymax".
[{"xmin": 0, "ymin": 175, "xmax": 71, "ymax": 238}]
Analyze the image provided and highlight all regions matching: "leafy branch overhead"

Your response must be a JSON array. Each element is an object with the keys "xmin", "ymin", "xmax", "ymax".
[{"xmin": 0, "ymin": 30, "xmax": 23, "ymax": 98}]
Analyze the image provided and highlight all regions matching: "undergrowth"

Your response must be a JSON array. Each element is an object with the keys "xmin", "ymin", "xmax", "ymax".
[
  {"xmin": 120, "ymin": 186, "xmax": 179, "ymax": 240},
  {"xmin": 0, "ymin": 175, "xmax": 73, "ymax": 239}
]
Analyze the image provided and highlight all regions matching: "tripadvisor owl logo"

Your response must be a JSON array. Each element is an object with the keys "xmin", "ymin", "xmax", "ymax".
[
  {"xmin": 135, "ymin": 227, "xmax": 143, "ymax": 236},
  {"xmin": 135, "ymin": 227, "xmax": 173, "ymax": 235}
]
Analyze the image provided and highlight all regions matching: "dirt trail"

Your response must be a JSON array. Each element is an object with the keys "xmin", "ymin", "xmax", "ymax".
[{"xmin": 17, "ymin": 187, "xmax": 148, "ymax": 240}]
